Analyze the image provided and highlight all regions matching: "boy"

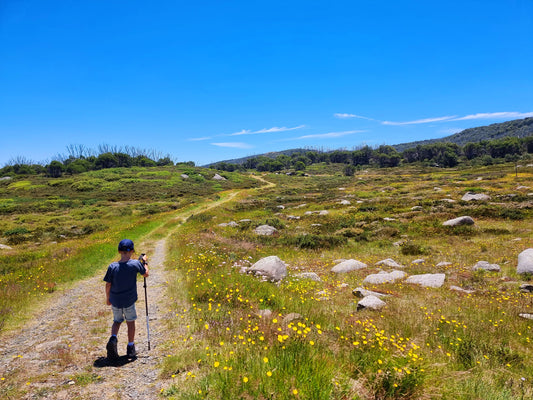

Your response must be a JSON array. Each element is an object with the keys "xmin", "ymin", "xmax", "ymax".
[{"xmin": 104, "ymin": 239, "xmax": 149, "ymax": 360}]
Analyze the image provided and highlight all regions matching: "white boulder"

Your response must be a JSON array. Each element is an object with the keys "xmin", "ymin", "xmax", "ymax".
[
  {"xmin": 331, "ymin": 259, "xmax": 367, "ymax": 273},
  {"xmin": 248, "ymin": 256, "xmax": 287, "ymax": 282},
  {"xmin": 517, "ymin": 248, "xmax": 533, "ymax": 274}
]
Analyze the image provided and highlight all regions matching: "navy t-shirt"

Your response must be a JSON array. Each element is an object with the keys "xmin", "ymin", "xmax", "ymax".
[{"xmin": 103, "ymin": 259, "xmax": 147, "ymax": 308}]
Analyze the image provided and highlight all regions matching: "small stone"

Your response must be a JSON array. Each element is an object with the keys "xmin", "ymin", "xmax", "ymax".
[{"xmin": 472, "ymin": 261, "xmax": 501, "ymax": 272}]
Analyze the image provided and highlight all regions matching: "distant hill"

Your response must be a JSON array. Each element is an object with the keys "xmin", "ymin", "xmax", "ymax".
[
  {"xmin": 393, "ymin": 117, "xmax": 533, "ymax": 152},
  {"xmin": 206, "ymin": 118, "xmax": 533, "ymax": 166}
]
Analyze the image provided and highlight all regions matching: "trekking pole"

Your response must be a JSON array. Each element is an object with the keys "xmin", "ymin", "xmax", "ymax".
[{"xmin": 139, "ymin": 253, "xmax": 151, "ymax": 350}]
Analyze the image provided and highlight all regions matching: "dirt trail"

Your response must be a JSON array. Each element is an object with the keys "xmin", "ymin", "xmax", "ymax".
[{"xmin": 0, "ymin": 189, "xmax": 246, "ymax": 399}]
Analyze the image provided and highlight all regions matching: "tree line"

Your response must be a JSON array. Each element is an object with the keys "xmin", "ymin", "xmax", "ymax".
[
  {"xmin": 214, "ymin": 136, "xmax": 533, "ymax": 174},
  {"xmin": 1, "ymin": 145, "xmax": 179, "ymax": 177},
  {"xmin": 1, "ymin": 136, "xmax": 532, "ymax": 178}
]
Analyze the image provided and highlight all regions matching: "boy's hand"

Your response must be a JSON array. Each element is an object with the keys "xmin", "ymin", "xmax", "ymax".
[{"xmin": 139, "ymin": 253, "xmax": 148, "ymax": 265}]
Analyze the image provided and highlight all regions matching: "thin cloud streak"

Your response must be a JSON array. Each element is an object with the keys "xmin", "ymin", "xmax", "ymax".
[
  {"xmin": 230, "ymin": 125, "xmax": 306, "ymax": 136},
  {"xmin": 294, "ymin": 130, "xmax": 366, "ymax": 140},
  {"xmin": 382, "ymin": 116, "xmax": 456, "ymax": 125},
  {"xmin": 229, "ymin": 129, "xmax": 252, "ymax": 136},
  {"xmin": 334, "ymin": 113, "xmax": 376, "ymax": 121},
  {"xmin": 254, "ymin": 125, "xmax": 306, "ymax": 133},
  {"xmin": 188, "ymin": 136, "xmax": 212, "ymax": 141},
  {"xmin": 451, "ymin": 111, "xmax": 533, "ymax": 121},
  {"xmin": 211, "ymin": 142, "xmax": 253, "ymax": 149}
]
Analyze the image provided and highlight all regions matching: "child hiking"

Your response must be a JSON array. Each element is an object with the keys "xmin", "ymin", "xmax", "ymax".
[{"xmin": 104, "ymin": 239, "xmax": 149, "ymax": 360}]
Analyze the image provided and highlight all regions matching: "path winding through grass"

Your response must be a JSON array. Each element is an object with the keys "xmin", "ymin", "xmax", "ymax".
[{"xmin": 0, "ymin": 188, "xmax": 250, "ymax": 399}]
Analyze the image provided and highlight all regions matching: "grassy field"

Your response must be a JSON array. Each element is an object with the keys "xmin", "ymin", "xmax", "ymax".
[
  {"xmin": 159, "ymin": 163, "xmax": 533, "ymax": 399},
  {"xmin": 0, "ymin": 165, "xmax": 258, "ymax": 331},
  {"xmin": 1, "ymin": 162, "xmax": 533, "ymax": 399}
]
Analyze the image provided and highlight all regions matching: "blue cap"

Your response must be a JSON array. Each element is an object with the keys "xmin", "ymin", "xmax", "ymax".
[{"xmin": 118, "ymin": 239, "xmax": 134, "ymax": 251}]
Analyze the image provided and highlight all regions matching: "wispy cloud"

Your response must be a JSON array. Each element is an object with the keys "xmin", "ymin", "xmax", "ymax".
[
  {"xmin": 334, "ymin": 113, "xmax": 376, "ymax": 121},
  {"xmin": 382, "ymin": 116, "xmax": 456, "ymax": 126},
  {"xmin": 188, "ymin": 136, "xmax": 212, "ymax": 141},
  {"xmin": 294, "ymin": 130, "xmax": 365, "ymax": 140},
  {"xmin": 451, "ymin": 111, "xmax": 533, "ymax": 121},
  {"xmin": 211, "ymin": 142, "xmax": 253, "ymax": 149},
  {"xmin": 230, "ymin": 125, "xmax": 306, "ymax": 136},
  {"xmin": 254, "ymin": 125, "xmax": 306, "ymax": 134},
  {"xmin": 228, "ymin": 129, "xmax": 252, "ymax": 136}
]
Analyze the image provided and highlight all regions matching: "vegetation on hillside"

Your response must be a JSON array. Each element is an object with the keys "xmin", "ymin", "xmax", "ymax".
[{"xmin": 214, "ymin": 135, "xmax": 533, "ymax": 173}]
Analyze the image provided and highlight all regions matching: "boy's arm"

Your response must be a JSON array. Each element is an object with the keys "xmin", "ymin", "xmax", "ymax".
[{"xmin": 105, "ymin": 282, "xmax": 112, "ymax": 305}]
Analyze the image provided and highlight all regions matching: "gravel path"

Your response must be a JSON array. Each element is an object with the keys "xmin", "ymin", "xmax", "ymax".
[
  {"xmin": 0, "ymin": 237, "xmax": 173, "ymax": 399},
  {"xmin": 0, "ymin": 188, "xmax": 252, "ymax": 399}
]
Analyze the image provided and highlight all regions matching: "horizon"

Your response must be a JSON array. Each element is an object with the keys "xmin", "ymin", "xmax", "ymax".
[{"xmin": 1, "ymin": 1, "xmax": 532, "ymax": 167}]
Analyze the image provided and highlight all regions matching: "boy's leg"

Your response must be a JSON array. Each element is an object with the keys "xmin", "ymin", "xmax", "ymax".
[
  {"xmin": 126, "ymin": 320, "xmax": 136, "ymax": 343},
  {"xmin": 111, "ymin": 321, "xmax": 121, "ymax": 336}
]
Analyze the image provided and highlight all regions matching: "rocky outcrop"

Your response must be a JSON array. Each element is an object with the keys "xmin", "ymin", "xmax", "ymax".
[
  {"xmin": 331, "ymin": 259, "xmax": 367, "ymax": 273},
  {"xmin": 405, "ymin": 273, "xmax": 446, "ymax": 288},
  {"xmin": 443, "ymin": 216, "xmax": 475, "ymax": 226},
  {"xmin": 248, "ymin": 256, "xmax": 287, "ymax": 282},
  {"xmin": 363, "ymin": 270, "xmax": 406, "ymax": 285},
  {"xmin": 472, "ymin": 261, "xmax": 501, "ymax": 272},
  {"xmin": 254, "ymin": 225, "xmax": 278, "ymax": 236},
  {"xmin": 517, "ymin": 249, "xmax": 533, "ymax": 274},
  {"xmin": 357, "ymin": 295, "xmax": 386, "ymax": 311}
]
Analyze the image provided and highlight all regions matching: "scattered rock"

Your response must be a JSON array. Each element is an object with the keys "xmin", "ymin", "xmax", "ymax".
[
  {"xmin": 450, "ymin": 285, "xmax": 475, "ymax": 294},
  {"xmin": 218, "ymin": 221, "xmax": 239, "ymax": 227},
  {"xmin": 283, "ymin": 313, "xmax": 302, "ymax": 324},
  {"xmin": 318, "ymin": 210, "xmax": 329, "ymax": 216},
  {"xmin": 277, "ymin": 205, "xmax": 285, "ymax": 209},
  {"xmin": 411, "ymin": 206, "xmax": 423, "ymax": 211},
  {"xmin": 363, "ymin": 270, "xmax": 406, "ymax": 285},
  {"xmin": 411, "ymin": 259, "xmax": 425, "ymax": 264},
  {"xmin": 519, "ymin": 284, "xmax": 533, "ymax": 293},
  {"xmin": 461, "ymin": 192, "xmax": 490, "ymax": 201},
  {"xmin": 443, "ymin": 216, "xmax": 475, "ymax": 226},
  {"xmin": 295, "ymin": 272, "xmax": 322, "ymax": 282},
  {"xmin": 352, "ymin": 287, "xmax": 388, "ymax": 298},
  {"xmin": 331, "ymin": 259, "xmax": 367, "ymax": 273},
  {"xmin": 287, "ymin": 215, "xmax": 300, "ymax": 220},
  {"xmin": 339, "ymin": 199, "xmax": 351, "ymax": 205},
  {"xmin": 405, "ymin": 273, "xmax": 446, "ymax": 288},
  {"xmin": 180, "ymin": 174, "xmax": 189, "ymax": 179},
  {"xmin": 0, "ymin": 176, "xmax": 13, "ymax": 181},
  {"xmin": 0, "ymin": 244, "xmax": 13, "ymax": 250},
  {"xmin": 253, "ymin": 225, "xmax": 278, "ymax": 236},
  {"xmin": 519, "ymin": 314, "xmax": 533, "ymax": 320},
  {"xmin": 517, "ymin": 248, "xmax": 533, "ymax": 274},
  {"xmin": 239, "ymin": 219, "xmax": 252, "ymax": 223},
  {"xmin": 383, "ymin": 217, "xmax": 396, "ymax": 221},
  {"xmin": 212, "ymin": 173, "xmax": 226, "ymax": 180},
  {"xmin": 258, "ymin": 309, "xmax": 272, "ymax": 318},
  {"xmin": 376, "ymin": 258, "xmax": 404, "ymax": 268},
  {"xmin": 248, "ymin": 256, "xmax": 287, "ymax": 282},
  {"xmin": 357, "ymin": 295, "xmax": 386, "ymax": 311},
  {"xmin": 436, "ymin": 261, "xmax": 452, "ymax": 267},
  {"xmin": 472, "ymin": 261, "xmax": 501, "ymax": 272}
]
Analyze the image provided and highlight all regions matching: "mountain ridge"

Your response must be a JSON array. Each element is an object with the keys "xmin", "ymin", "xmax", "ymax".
[{"xmin": 205, "ymin": 117, "xmax": 533, "ymax": 166}]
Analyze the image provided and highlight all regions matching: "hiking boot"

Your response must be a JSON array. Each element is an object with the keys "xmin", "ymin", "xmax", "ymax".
[
  {"xmin": 106, "ymin": 336, "xmax": 119, "ymax": 360},
  {"xmin": 126, "ymin": 343, "xmax": 137, "ymax": 358}
]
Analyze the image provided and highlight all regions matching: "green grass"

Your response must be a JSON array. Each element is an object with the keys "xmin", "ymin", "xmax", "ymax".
[
  {"xmin": 2, "ymin": 163, "xmax": 533, "ymax": 398},
  {"xmin": 159, "ymin": 163, "xmax": 533, "ymax": 399}
]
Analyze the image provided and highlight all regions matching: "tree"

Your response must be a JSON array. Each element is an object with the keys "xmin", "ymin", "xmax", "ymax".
[{"xmin": 46, "ymin": 160, "xmax": 64, "ymax": 177}]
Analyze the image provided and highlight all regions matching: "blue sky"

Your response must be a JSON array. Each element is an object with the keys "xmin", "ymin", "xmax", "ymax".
[{"xmin": 1, "ymin": 0, "xmax": 532, "ymax": 166}]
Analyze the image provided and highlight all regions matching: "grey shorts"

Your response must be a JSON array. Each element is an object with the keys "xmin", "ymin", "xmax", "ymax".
[{"xmin": 111, "ymin": 303, "xmax": 137, "ymax": 323}]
